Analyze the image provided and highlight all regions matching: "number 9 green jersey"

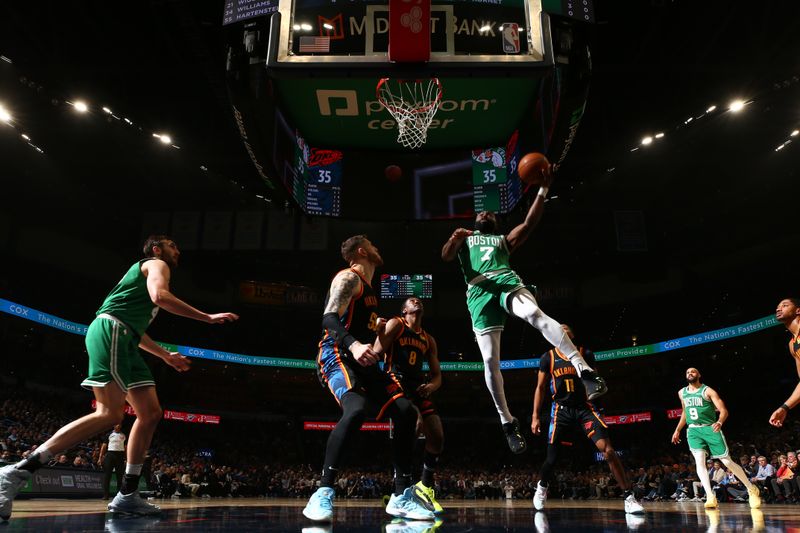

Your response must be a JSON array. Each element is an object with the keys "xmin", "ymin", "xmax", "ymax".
[{"xmin": 682, "ymin": 385, "xmax": 717, "ymax": 425}]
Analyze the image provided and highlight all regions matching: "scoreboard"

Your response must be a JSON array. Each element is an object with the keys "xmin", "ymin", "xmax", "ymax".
[
  {"xmin": 292, "ymin": 133, "xmax": 342, "ymax": 216},
  {"xmin": 380, "ymin": 274, "xmax": 433, "ymax": 299},
  {"xmin": 471, "ymin": 130, "xmax": 523, "ymax": 214}
]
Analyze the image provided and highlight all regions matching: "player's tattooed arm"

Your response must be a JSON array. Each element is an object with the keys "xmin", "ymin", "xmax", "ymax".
[
  {"xmin": 324, "ymin": 270, "xmax": 361, "ymax": 316},
  {"xmin": 441, "ymin": 228, "xmax": 472, "ymax": 261},
  {"xmin": 321, "ymin": 271, "xmax": 378, "ymax": 366}
]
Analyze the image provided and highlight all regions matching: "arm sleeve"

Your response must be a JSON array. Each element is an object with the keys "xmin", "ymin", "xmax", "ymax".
[{"xmin": 322, "ymin": 312, "xmax": 357, "ymax": 351}]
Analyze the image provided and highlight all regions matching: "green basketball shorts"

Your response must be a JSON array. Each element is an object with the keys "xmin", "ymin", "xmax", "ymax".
[
  {"xmin": 465, "ymin": 270, "xmax": 525, "ymax": 334},
  {"xmin": 687, "ymin": 425, "xmax": 729, "ymax": 458},
  {"xmin": 81, "ymin": 314, "xmax": 155, "ymax": 393}
]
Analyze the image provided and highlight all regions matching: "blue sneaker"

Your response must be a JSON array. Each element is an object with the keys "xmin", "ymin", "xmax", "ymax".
[
  {"xmin": 0, "ymin": 465, "xmax": 31, "ymax": 521},
  {"xmin": 303, "ymin": 487, "xmax": 335, "ymax": 522},
  {"xmin": 385, "ymin": 487, "xmax": 435, "ymax": 521}
]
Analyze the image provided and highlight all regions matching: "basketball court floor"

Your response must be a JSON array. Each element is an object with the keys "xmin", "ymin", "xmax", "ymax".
[{"xmin": 7, "ymin": 498, "xmax": 799, "ymax": 531}]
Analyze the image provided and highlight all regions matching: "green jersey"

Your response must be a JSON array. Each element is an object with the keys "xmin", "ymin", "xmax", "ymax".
[
  {"xmin": 96, "ymin": 259, "xmax": 159, "ymax": 338},
  {"xmin": 682, "ymin": 385, "xmax": 717, "ymax": 425},
  {"xmin": 456, "ymin": 231, "xmax": 514, "ymax": 285}
]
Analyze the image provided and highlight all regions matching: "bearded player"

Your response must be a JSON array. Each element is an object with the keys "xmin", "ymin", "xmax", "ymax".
[
  {"xmin": 769, "ymin": 298, "xmax": 800, "ymax": 427},
  {"xmin": 441, "ymin": 165, "xmax": 606, "ymax": 453}
]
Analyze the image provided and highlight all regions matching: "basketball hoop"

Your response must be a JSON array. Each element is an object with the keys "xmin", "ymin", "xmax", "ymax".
[{"xmin": 376, "ymin": 78, "xmax": 443, "ymax": 149}]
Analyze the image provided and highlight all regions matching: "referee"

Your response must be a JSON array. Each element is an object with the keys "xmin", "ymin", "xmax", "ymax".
[{"xmin": 100, "ymin": 424, "xmax": 126, "ymax": 499}]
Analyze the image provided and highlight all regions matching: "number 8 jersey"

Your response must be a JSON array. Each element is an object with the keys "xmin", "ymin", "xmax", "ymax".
[{"xmin": 385, "ymin": 317, "xmax": 431, "ymax": 386}]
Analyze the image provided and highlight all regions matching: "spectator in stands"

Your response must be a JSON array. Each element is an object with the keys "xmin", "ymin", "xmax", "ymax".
[
  {"xmin": 751, "ymin": 455, "xmax": 775, "ymax": 501},
  {"xmin": 770, "ymin": 454, "xmax": 795, "ymax": 502}
]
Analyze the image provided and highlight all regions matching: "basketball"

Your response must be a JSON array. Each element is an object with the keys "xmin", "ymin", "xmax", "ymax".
[
  {"xmin": 517, "ymin": 152, "xmax": 549, "ymax": 185},
  {"xmin": 385, "ymin": 164, "xmax": 403, "ymax": 182}
]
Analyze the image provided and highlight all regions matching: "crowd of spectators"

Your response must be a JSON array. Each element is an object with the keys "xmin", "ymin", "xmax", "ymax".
[{"xmin": 5, "ymin": 391, "xmax": 800, "ymax": 504}]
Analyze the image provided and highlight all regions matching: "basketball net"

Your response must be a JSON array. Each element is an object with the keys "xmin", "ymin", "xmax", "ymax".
[{"xmin": 376, "ymin": 78, "xmax": 442, "ymax": 149}]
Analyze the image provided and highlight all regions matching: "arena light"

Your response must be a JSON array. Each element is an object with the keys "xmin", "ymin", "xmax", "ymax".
[
  {"xmin": 791, "ymin": 130, "xmax": 799, "ymax": 137},
  {"xmin": 684, "ymin": 117, "xmax": 693, "ymax": 124},
  {"xmin": 292, "ymin": 24, "xmax": 301, "ymax": 30},
  {"xmin": 0, "ymin": 55, "xmax": 12, "ymax": 64},
  {"xmin": 102, "ymin": 106, "xmax": 112, "ymax": 114},
  {"xmin": 641, "ymin": 136, "xmax": 653, "ymax": 146},
  {"xmin": 728, "ymin": 99, "xmax": 745, "ymax": 112},
  {"xmin": 655, "ymin": 132, "xmax": 664, "ymax": 139},
  {"xmin": 153, "ymin": 133, "xmax": 172, "ymax": 144},
  {"xmin": 72, "ymin": 100, "xmax": 89, "ymax": 113},
  {"xmin": 0, "ymin": 105, "xmax": 11, "ymax": 123},
  {"xmin": 479, "ymin": 25, "xmax": 491, "ymax": 33},
  {"xmin": 706, "ymin": 105, "xmax": 716, "ymax": 113},
  {"xmin": 300, "ymin": 23, "xmax": 312, "ymax": 31},
  {"xmin": 20, "ymin": 133, "xmax": 29, "ymax": 140},
  {"xmin": 322, "ymin": 23, "xmax": 334, "ymax": 30}
]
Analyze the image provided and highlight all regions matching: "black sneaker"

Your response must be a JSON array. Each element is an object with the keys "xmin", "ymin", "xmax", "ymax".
[
  {"xmin": 502, "ymin": 418, "xmax": 527, "ymax": 454},
  {"xmin": 582, "ymin": 372, "xmax": 608, "ymax": 400}
]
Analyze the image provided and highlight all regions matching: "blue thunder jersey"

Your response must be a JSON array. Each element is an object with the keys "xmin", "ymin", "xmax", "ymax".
[
  {"xmin": 385, "ymin": 317, "xmax": 431, "ymax": 384},
  {"xmin": 539, "ymin": 347, "xmax": 596, "ymax": 407},
  {"xmin": 318, "ymin": 268, "xmax": 379, "ymax": 360}
]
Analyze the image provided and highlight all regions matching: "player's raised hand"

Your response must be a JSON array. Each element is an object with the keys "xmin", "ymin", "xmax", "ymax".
[
  {"xmin": 531, "ymin": 417, "xmax": 541, "ymax": 435},
  {"xmin": 416, "ymin": 383, "xmax": 434, "ymax": 398},
  {"xmin": 770, "ymin": 407, "xmax": 788, "ymax": 428},
  {"xmin": 451, "ymin": 228, "xmax": 473, "ymax": 240},
  {"xmin": 671, "ymin": 431, "xmax": 681, "ymax": 445},
  {"xmin": 206, "ymin": 312, "xmax": 239, "ymax": 324},
  {"xmin": 351, "ymin": 342, "xmax": 378, "ymax": 366},
  {"xmin": 162, "ymin": 351, "xmax": 191, "ymax": 372}
]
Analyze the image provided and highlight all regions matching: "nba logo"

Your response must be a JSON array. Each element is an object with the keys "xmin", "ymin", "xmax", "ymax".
[{"xmin": 502, "ymin": 23, "xmax": 520, "ymax": 54}]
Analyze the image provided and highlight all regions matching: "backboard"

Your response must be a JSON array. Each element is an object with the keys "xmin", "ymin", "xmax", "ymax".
[{"xmin": 273, "ymin": 0, "xmax": 548, "ymax": 66}]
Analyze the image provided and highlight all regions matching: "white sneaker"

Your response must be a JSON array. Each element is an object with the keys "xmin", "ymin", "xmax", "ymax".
[
  {"xmin": 385, "ymin": 487, "xmax": 435, "ymax": 521},
  {"xmin": 108, "ymin": 491, "xmax": 162, "ymax": 515},
  {"xmin": 0, "ymin": 465, "xmax": 32, "ymax": 521},
  {"xmin": 533, "ymin": 482, "xmax": 548, "ymax": 511},
  {"xmin": 625, "ymin": 493, "xmax": 645, "ymax": 515}
]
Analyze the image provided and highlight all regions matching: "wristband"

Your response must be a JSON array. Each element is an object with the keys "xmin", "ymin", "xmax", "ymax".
[
  {"xmin": 781, "ymin": 403, "xmax": 791, "ymax": 412},
  {"xmin": 342, "ymin": 334, "xmax": 357, "ymax": 350},
  {"xmin": 537, "ymin": 186, "xmax": 549, "ymax": 198}
]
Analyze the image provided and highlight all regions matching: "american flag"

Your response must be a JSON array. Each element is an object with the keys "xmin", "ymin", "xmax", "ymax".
[{"xmin": 299, "ymin": 36, "xmax": 330, "ymax": 53}]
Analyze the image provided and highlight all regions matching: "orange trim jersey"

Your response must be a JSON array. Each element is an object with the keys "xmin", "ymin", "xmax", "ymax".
[
  {"xmin": 318, "ymin": 268, "xmax": 378, "ymax": 358},
  {"xmin": 386, "ymin": 317, "xmax": 431, "ymax": 385},
  {"xmin": 790, "ymin": 334, "xmax": 800, "ymax": 361},
  {"xmin": 539, "ymin": 346, "xmax": 595, "ymax": 407}
]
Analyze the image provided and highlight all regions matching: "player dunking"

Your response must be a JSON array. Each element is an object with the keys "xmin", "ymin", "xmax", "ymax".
[
  {"xmin": 377, "ymin": 297, "xmax": 445, "ymax": 515},
  {"xmin": 769, "ymin": 298, "xmax": 800, "ymax": 427},
  {"xmin": 671, "ymin": 367, "xmax": 761, "ymax": 509},
  {"xmin": 531, "ymin": 325, "xmax": 644, "ymax": 514},
  {"xmin": 303, "ymin": 235, "xmax": 434, "ymax": 522},
  {"xmin": 0, "ymin": 236, "xmax": 239, "ymax": 520},
  {"xmin": 442, "ymin": 166, "xmax": 606, "ymax": 453}
]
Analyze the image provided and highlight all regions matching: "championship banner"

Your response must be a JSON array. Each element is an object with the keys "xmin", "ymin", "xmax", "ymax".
[
  {"xmin": 0, "ymin": 298, "xmax": 782, "ymax": 371},
  {"xmin": 304, "ymin": 421, "xmax": 391, "ymax": 431}
]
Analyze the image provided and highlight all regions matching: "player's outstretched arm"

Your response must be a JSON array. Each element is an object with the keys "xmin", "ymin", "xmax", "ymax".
[
  {"xmin": 441, "ymin": 228, "xmax": 472, "ymax": 261},
  {"xmin": 321, "ymin": 270, "xmax": 378, "ymax": 366},
  {"xmin": 139, "ymin": 333, "xmax": 191, "ymax": 372},
  {"xmin": 506, "ymin": 165, "xmax": 554, "ymax": 253},
  {"xmin": 373, "ymin": 317, "xmax": 403, "ymax": 356},
  {"xmin": 143, "ymin": 260, "xmax": 239, "ymax": 324},
  {"xmin": 531, "ymin": 367, "xmax": 549, "ymax": 435},
  {"xmin": 705, "ymin": 387, "xmax": 728, "ymax": 431},
  {"xmin": 770, "ymin": 381, "xmax": 800, "ymax": 427},
  {"xmin": 418, "ymin": 335, "xmax": 441, "ymax": 398},
  {"xmin": 671, "ymin": 392, "xmax": 687, "ymax": 444}
]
